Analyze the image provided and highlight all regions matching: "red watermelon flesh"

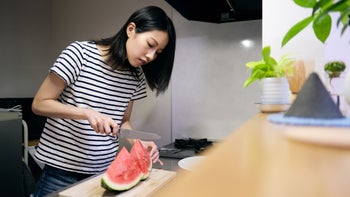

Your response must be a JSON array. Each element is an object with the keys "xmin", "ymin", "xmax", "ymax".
[
  {"xmin": 130, "ymin": 139, "xmax": 152, "ymax": 180},
  {"xmin": 101, "ymin": 147, "xmax": 142, "ymax": 191}
]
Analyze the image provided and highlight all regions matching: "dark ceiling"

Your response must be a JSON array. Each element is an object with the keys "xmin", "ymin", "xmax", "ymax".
[{"xmin": 165, "ymin": 0, "xmax": 262, "ymax": 23}]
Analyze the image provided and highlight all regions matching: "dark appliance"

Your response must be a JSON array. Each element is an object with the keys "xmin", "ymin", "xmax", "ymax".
[
  {"xmin": 159, "ymin": 138, "xmax": 213, "ymax": 159},
  {"xmin": 165, "ymin": 0, "xmax": 262, "ymax": 23}
]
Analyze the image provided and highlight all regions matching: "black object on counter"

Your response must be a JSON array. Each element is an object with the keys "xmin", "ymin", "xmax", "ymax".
[
  {"xmin": 174, "ymin": 138, "xmax": 213, "ymax": 153},
  {"xmin": 159, "ymin": 138, "xmax": 213, "ymax": 159}
]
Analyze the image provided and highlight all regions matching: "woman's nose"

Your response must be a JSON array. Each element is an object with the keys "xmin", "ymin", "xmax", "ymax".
[{"xmin": 145, "ymin": 50, "xmax": 157, "ymax": 61}]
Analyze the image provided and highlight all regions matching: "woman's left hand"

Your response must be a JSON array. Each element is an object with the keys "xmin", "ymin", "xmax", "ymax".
[{"xmin": 139, "ymin": 140, "xmax": 163, "ymax": 166}]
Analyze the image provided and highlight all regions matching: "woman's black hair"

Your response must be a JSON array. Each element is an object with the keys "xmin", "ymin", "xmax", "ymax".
[{"xmin": 94, "ymin": 6, "xmax": 176, "ymax": 95}]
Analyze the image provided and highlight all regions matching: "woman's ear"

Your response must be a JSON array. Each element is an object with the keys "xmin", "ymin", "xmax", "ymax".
[{"xmin": 126, "ymin": 22, "xmax": 136, "ymax": 37}]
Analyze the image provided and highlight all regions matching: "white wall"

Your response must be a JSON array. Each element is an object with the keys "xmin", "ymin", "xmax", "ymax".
[
  {"xmin": 0, "ymin": 0, "xmax": 52, "ymax": 97},
  {"xmin": 171, "ymin": 12, "xmax": 262, "ymax": 140}
]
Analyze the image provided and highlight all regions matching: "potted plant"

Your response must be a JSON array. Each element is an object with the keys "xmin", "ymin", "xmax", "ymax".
[
  {"xmin": 244, "ymin": 46, "xmax": 295, "ymax": 88},
  {"xmin": 243, "ymin": 46, "xmax": 295, "ymax": 88},
  {"xmin": 323, "ymin": 61, "xmax": 347, "ymax": 106},
  {"xmin": 324, "ymin": 61, "xmax": 346, "ymax": 78},
  {"xmin": 244, "ymin": 46, "xmax": 295, "ymax": 106}
]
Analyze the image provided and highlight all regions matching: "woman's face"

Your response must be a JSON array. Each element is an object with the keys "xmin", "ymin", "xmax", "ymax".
[{"xmin": 126, "ymin": 23, "xmax": 169, "ymax": 67}]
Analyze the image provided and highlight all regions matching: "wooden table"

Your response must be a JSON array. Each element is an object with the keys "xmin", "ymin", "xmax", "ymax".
[{"xmin": 153, "ymin": 113, "xmax": 350, "ymax": 197}]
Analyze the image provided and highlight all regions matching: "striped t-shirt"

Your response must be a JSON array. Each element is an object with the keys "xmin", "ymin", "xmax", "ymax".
[{"xmin": 35, "ymin": 41, "xmax": 147, "ymax": 174}]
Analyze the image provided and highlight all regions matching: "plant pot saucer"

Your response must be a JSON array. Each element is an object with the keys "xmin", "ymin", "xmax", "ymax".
[{"xmin": 255, "ymin": 102, "xmax": 291, "ymax": 113}]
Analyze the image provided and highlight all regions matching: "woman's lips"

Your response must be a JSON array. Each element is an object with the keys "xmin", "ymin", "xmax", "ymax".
[
  {"xmin": 131, "ymin": 58, "xmax": 148, "ymax": 67},
  {"xmin": 139, "ymin": 59, "xmax": 147, "ymax": 66}
]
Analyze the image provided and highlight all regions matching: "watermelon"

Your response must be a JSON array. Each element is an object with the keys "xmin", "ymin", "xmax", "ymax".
[
  {"xmin": 130, "ymin": 139, "xmax": 152, "ymax": 180},
  {"xmin": 101, "ymin": 147, "xmax": 143, "ymax": 191}
]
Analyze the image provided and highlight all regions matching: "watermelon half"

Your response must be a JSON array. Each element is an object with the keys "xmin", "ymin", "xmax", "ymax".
[
  {"xmin": 101, "ymin": 147, "xmax": 142, "ymax": 191},
  {"xmin": 130, "ymin": 139, "xmax": 152, "ymax": 180}
]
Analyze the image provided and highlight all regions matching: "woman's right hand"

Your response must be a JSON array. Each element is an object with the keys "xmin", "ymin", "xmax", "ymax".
[{"xmin": 84, "ymin": 108, "xmax": 119, "ymax": 136}]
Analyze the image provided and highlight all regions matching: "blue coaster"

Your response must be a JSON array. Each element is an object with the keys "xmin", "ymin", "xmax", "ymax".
[{"xmin": 268, "ymin": 113, "xmax": 350, "ymax": 127}]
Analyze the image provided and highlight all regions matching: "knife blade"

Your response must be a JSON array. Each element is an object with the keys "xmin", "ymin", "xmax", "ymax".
[{"xmin": 118, "ymin": 128, "xmax": 161, "ymax": 140}]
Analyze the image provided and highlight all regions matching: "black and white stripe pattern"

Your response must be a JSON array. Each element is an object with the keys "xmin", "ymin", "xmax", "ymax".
[{"xmin": 35, "ymin": 41, "xmax": 147, "ymax": 174}]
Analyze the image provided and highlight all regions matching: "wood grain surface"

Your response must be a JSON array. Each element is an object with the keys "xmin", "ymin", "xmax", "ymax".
[{"xmin": 59, "ymin": 168, "xmax": 176, "ymax": 197}]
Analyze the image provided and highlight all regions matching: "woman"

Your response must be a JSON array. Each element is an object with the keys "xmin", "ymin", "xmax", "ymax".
[{"xmin": 31, "ymin": 6, "xmax": 176, "ymax": 197}]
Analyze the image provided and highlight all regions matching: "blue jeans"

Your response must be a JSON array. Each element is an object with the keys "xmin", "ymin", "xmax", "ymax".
[{"xmin": 31, "ymin": 165, "xmax": 93, "ymax": 197}]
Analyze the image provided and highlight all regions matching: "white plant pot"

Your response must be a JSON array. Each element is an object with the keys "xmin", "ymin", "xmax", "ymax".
[
  {"xmin": 261, "ymin": 77, "xmax": 291, "ymax": 104},
  {"xmin": 344, "ymin": 72, "xmax": 350, "ymax": 106}
]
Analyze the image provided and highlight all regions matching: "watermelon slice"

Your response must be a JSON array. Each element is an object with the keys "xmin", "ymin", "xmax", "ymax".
[
  {"xmin": 101, "ymin": 147, "xmax": 142, "ymax": 191},
  {"xmin": 130, "ymin": 139, "xmax": 152, "ymax": 180}
]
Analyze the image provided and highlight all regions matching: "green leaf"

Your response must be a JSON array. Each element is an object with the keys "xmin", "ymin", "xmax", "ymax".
[
  {"xmin": 261, "ymin": 46, "xmax": 271, "ymax": 62},
  {"xmin": 244, "ymin": 68, "xmax": 265, "ymax": 88},
  {"xmin": 294, "ymin": 0, "xmax": 317, "ymax": 8},
  {"xmin": 340, "ymin": 24, "xmax": 348, "ymax": 35},
  {"xmin": 281, "ymin": 16, "xmax": 314, "ymax": 47},
  {"xmin": 279, "ymin": 55, "xmax": 296, "ymax": 76},
  {"xmin": 338, "ymin": 7, "xmax": 350, "ymax": 35},
  {"xmin": 245, "ymin": 61, "xmax": 264, "ymax": 69},
  {"xmin": 318, "ymin": 0, "xmax": 334, "ymax": 8},
  {"xmin": 313, "ymin": 13, "xmax": 332, "ymax": 43},
  {"xmin": 326, "ymin": 0, "xmax": 350, "ymax": 12},
  {"xmin": 243, "ymin": 78, "xmax": 254, "ymax": 88},
  {"xmin": 312, "ymin": 0, "xmax": 333, "ymax": 15}
]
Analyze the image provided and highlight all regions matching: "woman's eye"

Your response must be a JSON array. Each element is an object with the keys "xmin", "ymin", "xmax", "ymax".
[{"xmin": 147, "ymin": 42, "xmax": 153, "ymax": 48}]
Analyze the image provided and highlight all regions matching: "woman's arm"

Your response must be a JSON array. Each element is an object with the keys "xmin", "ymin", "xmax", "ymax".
[
  {"xmin": 32, "ymin": 72, "xmax": 119, "ymax": 135},
  {"xmin": 120, "ymin": 101, "xmax": 134, "ymax": 130},
  {"xmin": 32, "ymin": 72, "xmax": 85, "ymax": 119}
]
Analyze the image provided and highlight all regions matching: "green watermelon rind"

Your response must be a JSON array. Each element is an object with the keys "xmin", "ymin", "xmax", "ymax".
[
  {"xmin": 100, "ymin": 147, "xmax": 143, "ymax": 191},
  {"xmin": 101, "ymin": 172, "xmax": 142, "ymax": 191},
  {"xmin": 140, "ymin": 156, "xmax": 152, "ymax": 181},
  {"xmin": 100, "ymin": 140, "xmax": 155, "ymax": 191},
  {"xmin": 143, "ymin": 154, "xmax": 153, "ymax": 180}
]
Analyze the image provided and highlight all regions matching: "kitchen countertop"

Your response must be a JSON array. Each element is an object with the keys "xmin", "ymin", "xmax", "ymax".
[
  {"xmin": 151, "ymin": 157, "xmax": 182, "ymax": 172},
  {"xmin": 153, "ymin": 113, "xmax": 350, "ymax": 197},
  {"xmin": 48, "ymin": 112, "xmax": 350, "ymax": 197}
]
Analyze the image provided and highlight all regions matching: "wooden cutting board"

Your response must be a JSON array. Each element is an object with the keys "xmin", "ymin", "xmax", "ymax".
[{"xmin": 59, "ymin": 169, "xmax": 176, "ymax": 197}]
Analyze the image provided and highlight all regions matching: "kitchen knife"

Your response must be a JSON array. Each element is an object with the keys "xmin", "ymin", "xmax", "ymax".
[{"xmin": 118, "ymin": 128, "xmax": 161, "ymax": 140}]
